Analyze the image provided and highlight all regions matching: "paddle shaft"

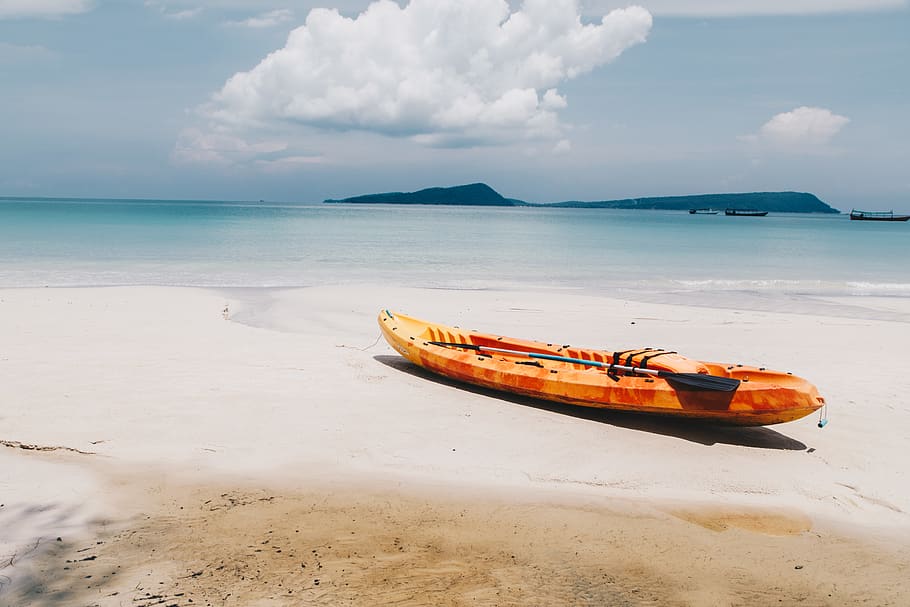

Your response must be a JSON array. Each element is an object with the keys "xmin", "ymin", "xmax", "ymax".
[
  {"xmin": 430, "ymin": 342, "xmax": 664, "ymax": 377},
  {"xmin": 426, "ymin": 341, "xmax": 741, "ymax": 392}
]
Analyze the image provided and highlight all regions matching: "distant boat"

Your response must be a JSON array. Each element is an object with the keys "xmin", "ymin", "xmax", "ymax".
[
  {"xmin": 689, "ymin": 208, "xmax": 719, "ymax": 215},
  {"xmin": 849, "ymin": 209, "xmax": 910, "ymax": 222},
  {"xmin": 725, "ymin": 208, "xmax": 768, "ymax": 217}
]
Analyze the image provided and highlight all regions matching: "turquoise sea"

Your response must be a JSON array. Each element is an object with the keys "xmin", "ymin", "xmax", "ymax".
[{"xmin": 1, "ymin": 197, "xmax": 908, "ymax": 300}]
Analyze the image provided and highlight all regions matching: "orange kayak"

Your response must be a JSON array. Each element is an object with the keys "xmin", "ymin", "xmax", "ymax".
[{"xmin": 379, "ymin": 310, "xmax": 825, "ymax": 426}]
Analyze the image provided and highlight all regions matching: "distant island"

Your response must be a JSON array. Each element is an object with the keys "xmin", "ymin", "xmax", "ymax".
[
  {"xmin": 325, "ymin": 183, "xmax": 516, "ymax": 206},
  {"xmin": 325, "ymin": 183, "xmax": 839, "ymax": 213}
]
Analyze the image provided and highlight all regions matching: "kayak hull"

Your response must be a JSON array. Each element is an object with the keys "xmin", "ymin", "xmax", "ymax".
[{"xmin": 379, "ymin": 311, "xmax": 825, "ymax": 426}]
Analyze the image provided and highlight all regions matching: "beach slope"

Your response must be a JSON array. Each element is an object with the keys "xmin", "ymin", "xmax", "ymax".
[{"xmin": 1, "ymin": 285, "xmax": 908, "ymax": 605}]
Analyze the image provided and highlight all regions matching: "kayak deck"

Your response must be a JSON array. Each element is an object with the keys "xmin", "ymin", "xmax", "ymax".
[{"xmin": 379, "ymin": 310, "xmax": 825, "ymax": 426}]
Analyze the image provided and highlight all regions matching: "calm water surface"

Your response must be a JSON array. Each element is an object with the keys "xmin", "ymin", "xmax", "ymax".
[{"xmin": 1, "ymin": 198, "xmax": 907, "ymax": 297}]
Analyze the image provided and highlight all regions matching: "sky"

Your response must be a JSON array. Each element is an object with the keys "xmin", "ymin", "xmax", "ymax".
[{"xmin": 1, "ymin": 0, "xmax": 908, "ymax": 210}]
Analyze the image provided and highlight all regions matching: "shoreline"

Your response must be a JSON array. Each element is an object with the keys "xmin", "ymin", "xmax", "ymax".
[{"xmin": 2, "ymin": 285, "xmax": 909, "ymax": 604}]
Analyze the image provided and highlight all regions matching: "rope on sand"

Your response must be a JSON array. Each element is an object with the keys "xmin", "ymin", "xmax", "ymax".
[{"xmin": 335, "ymin": 331, "xmax": 383, "ymax": 351}]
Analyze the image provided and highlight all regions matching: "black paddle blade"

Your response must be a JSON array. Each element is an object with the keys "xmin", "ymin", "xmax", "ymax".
[{"xmin": 663, "ymin": 372, "xmax": 741, "ymax": 392}]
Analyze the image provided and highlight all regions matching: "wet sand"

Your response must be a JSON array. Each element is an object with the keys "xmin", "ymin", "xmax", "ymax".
[{"xmin": 7, "ymin": 469, "xmax": 910, "ymax": 607}]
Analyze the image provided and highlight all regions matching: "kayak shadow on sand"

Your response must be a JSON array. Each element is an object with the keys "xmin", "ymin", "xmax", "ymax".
[{"xmin": 374, "ymin": 355, "xmax": 807, "ymax": 451}]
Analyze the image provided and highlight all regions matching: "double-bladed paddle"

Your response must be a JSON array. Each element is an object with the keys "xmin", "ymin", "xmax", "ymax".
[{"xmin": 427, "ymin": 341, "xmax": 741, "ymax": 392}]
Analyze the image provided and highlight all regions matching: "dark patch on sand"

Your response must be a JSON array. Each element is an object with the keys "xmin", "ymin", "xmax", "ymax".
[{"xmin": 5, "ymin": 482, "xmax": 910, "ymax": 607}]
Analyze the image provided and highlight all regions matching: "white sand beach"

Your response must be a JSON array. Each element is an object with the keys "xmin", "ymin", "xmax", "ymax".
[{"xmin": 2, "ymin": 285, "xmax": 909, "ymax": 605}]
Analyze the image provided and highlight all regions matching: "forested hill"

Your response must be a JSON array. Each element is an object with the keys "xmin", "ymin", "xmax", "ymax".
[
  {"xmin": 325, "ymin": 184, "xmax": 839, "ymax": 213},
  {"xmin": 549, "ymin": 191, "xmax": 838, "ymax": 213},
  {"xmin": 324, "ymin": 183, "xmax": 512, "ymax": 205}
]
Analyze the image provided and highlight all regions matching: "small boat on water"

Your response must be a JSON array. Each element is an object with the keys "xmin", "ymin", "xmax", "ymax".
[
  {"xmin": 689, "ymin": 208, "xmax": 719, "ymax": 215},
  {"xmin": 379, "ymin": 310, "xmax": 825, "ymax": 426},
  {"xmin": 725, "ymin": 208, "xmax": 768, "ymax": 217},
  {"xmin": 849, "ymin": 209, "xmax": 910, "ymax": 222}
]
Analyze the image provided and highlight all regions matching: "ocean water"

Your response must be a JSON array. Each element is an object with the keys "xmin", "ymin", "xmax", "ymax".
[{"xmin": 1, "ymin": 197, "xmax": 908, "ymax": 300}]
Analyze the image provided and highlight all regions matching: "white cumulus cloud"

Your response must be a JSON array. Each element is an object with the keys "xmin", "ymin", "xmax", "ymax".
[
  {"xmin": 0, "ymin": 0, "xmax": 92, "ymax": 19},
  {"xmin": 224, "ymin": 8, "xmax": 294, "ymax": 28},
  {"xmin": 172, "ymin": 128, "xmax": 288, "ymax": 165},
  {"xmin": 144, "ymin": 1, "xmax": 204, "ymax": 20},
  {"xmin": 200, "ymin": 0, "xmax": 652, "ymax": 149},
  {"xmin": 166, "ymin": 8, "xmax": 203, "ymax": 20},
  {"xmin": 744, "ymin": 106, "xmax": 850, "ymax": 148}
]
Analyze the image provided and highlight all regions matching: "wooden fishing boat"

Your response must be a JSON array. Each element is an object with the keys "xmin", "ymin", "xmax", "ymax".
[
  {"xmin": 849, "ymin": 209, "xmax": 910, "ymax": 222},
  {"xmin": 379, "ymin": 310, "xmax": 825, "ymax": 426},
  {"xmin": 724, "ymin": 208, "xmax": 768, "ymax": 217},
  {"xmin": 688, "ymin": 208, "xmax": 719, "ymax": 215}
]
